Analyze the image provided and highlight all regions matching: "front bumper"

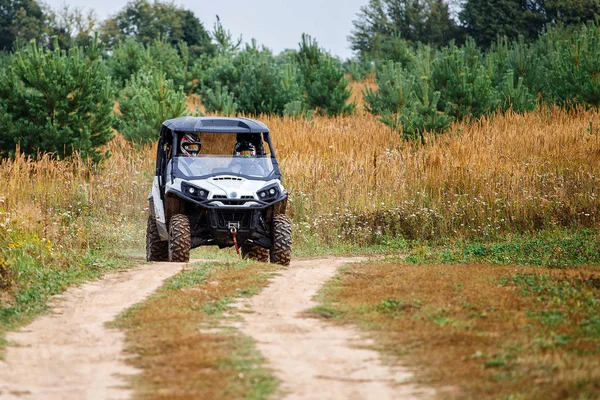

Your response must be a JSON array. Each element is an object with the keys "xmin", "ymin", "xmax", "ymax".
[{"xmin": 167, "ymin": 188, "xmax": 286, "ymax": 249}]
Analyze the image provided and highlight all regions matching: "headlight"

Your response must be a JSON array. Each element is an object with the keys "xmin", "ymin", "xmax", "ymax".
[
  {"xmin": 181, "ymin": 182, "xmax": 208, "ymax": 200},
  {"xmin": 257, "ymin": 185, "xmax": 279, "ymax": 201}
]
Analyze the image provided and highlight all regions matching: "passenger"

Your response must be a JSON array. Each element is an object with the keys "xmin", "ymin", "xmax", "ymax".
[{"xmin": 180, "ymin": 133, "xmax": 201, "ymax": 157}]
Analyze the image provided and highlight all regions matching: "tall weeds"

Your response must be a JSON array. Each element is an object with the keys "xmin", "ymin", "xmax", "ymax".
[
  {"xmin": 270, "ymin": 106, "xmax": 600, "ymax": 245},
  {"xmin": 0, "ymin": 137, "xmax": 153, "ymax": 292},
  {"xmin": 1, "ymin": 97, "xmax": 599, "ymax": 259}
]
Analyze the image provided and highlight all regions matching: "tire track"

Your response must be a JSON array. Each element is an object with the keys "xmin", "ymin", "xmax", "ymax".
[
  {"xmin": 233, "ymin": 258, "xmax": 434, "ymax": 400},
  {"xmin": 0, "ymin": 261, "xmax": 187, "ymax": 400}
]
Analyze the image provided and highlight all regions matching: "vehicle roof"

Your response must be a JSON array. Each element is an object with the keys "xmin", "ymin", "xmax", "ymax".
[{"xmin": 162, "ymin": 117, "xmax": 270, "ymax": 134}]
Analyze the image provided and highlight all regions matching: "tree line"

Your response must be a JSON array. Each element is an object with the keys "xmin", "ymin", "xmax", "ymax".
[
  {"xmin": 362, "ymin": 23, "xmax": 600, "ymax": 142},
  {"xmin": 350, "ymin": 0, "xmax": 600, "ymax": 60},
  {"xmin": 0, "ymin": 0, "xmax": 354, "ymax": 159},
  {"xmin": 1, "ymin": 0, "xmax": 600, "ymax": 159}
]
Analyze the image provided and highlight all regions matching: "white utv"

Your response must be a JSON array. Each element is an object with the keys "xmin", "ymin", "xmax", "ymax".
[{"xmin": 146, "ymin": 117, "xmax": 292, "ymax": 265}]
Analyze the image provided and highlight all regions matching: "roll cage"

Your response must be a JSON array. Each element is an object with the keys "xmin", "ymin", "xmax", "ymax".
[{"xmin": 155, "ymin": 117, "xmax": 282, "ymax": 199}]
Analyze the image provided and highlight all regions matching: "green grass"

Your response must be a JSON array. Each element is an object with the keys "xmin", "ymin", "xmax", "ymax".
[
  {"xmin": 399, "ymin": 229, "xmax": 600, "ymax": 267},
  {"xmin": 0, "ymin": 246, "xmax": 130, "ymax": 339}
]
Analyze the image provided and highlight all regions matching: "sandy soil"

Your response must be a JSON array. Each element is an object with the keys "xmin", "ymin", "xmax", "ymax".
[
  {"xmin": 234, "ymin": 258, "xmax": 434, "ymax": 400},
  {"xmin": 0, "ymin": 261, "xmax": 188, "ymax": 400}
]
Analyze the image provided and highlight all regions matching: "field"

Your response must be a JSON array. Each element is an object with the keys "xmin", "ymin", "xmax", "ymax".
[
  {"xmin": 311, "ymin": 260, "xmax": 600, "ymax": 399},
  {"xmin": 1, "ymin": 83, "xmax": 600, "ymax": 397},
  {"xmin": 3, "ymin": 82, "xmax": 600, "ymax": 322}
]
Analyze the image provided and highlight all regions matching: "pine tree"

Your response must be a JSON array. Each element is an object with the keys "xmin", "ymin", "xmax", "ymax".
[
  {"xmin": 432, "ymin": 39, "xmax": 497, "ymax": 120},
  {"xmin": 203, "ymin": 83, "xmax": 238, "ymax": 116},
  {"xmin": 496, "ymin": 70, "xmax": 537, "ymax": 112},
  {"xmin": 116, "ymin": 67, "xmax": 187, "ymax": 144},
  {"xmin": 234, "ymin": 43, "xmax": 302, "ymax": 115},
  {"xmin": 0, "ymin": 40, "xmax": 114, "ymax": 160},
  {"xmin": 108, "ymin": 38, "xmax": 189, "ymax": 89},
  {"xmin": 545, "ymin": 24, "xmax": 600, "ymax": 107},
  {"xmin": 487, "ymin": 35, "xmax": 547, "ymax": 94},
  {"xmin": 0, "ymin": 0, "xmax": 48, "ymax": 51},
  {"xmin": 196, "ymin": 43, "xmax": 303, "ymax": 116},
  {"xmin": 545, "ymin": 0, "xmax": 600, "ymax": 26},
  {"xmin": 349, "ymin": 0, "xmax": 460, "ymax": 61},
  {"xmin": 459, "ymin": 0, "xmax": 546, "ymax": 47},
  {"xmin": 100, "ymin": 0, "xmax": 214, "ymax": 55},
  {"xmin": 296, "ymin": 34, "xmax": 355, "ymax": 116},
  {"xmin": 364, "ymin": 57, "xmax": 453, "ymax": 141}
]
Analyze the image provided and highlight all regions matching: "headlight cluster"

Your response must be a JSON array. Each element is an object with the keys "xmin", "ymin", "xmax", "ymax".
[
  {"xmin": 181, "ymin": 182, "xmax": 208, "ymax": 200},
  {"xmin": 257, "ymin": 185, "xmax": 279, "ymax": 201}
]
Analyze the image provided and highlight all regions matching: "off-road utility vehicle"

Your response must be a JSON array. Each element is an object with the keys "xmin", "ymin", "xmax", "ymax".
[{"xmin": 146, "ymin": 117, "xmax": 292, "ymax": 265}]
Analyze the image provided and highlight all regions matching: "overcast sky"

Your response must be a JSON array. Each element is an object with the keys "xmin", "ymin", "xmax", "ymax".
[{"xmin": 42, "ymin": 0, "xmax": 367, "ymax": 59}]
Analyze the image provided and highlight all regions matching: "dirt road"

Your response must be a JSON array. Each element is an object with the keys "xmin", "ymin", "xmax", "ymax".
[
  {"xmin": 234, "ymin": 258, "xmax": 433, "ymax": 400},
  {"xmin": 0, "ymin": 261, "xmax": 187, "ymax": 400},
  {"xmin": 0, "ymin": 258, "xmax": 431, "ymax": 399}
]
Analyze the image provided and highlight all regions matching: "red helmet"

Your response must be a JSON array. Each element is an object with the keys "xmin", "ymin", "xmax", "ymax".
[{"xmin": 180, "ymin": 133, "xmax": 201, "ymax": 157}]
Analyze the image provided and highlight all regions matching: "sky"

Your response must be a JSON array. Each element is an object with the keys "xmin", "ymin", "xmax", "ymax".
[{"xmin": 42, "ymin": 0, "xmax": 368, "ymax": 59}]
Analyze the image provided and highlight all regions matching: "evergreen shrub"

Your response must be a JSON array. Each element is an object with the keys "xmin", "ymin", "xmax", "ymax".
[
  {"xmin": 0, "ymin": 41, "xmax": 114, "ymax": 160},
  {"xmin": 116, "ymin": 68, "xmax": 187, "ymax": 144}
]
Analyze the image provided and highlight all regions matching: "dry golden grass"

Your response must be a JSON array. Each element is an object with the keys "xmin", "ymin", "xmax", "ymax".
[
  {"xmin": 268, "ymin": 107, "xmax": 600, "ymax": 245},
  {"xmin": 112, "ymin": 260, "xmax": 280, "ymax": 400},
  {"xmin": 2, "ymin": 84, "xmax": 600, "ymax": 302},
  {"xmin": 3, "ymin": 84, "xmax": 600, "ymax": 255},
  {"xmin": 315, "ymin": 261, "xmax": 600, "ymax": 399},
  {"xmin": 0, "ymin": 136, "xmax": 153, "ymax": 318},
  {"xmin": 0, "ymin": 137, "xmax": 152, "ymax": 255},
  {"xmin": 349, "ymin": 79, "xmax": 377, "ymax": 113}
]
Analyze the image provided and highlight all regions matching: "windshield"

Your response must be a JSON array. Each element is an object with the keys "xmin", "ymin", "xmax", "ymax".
[{"xmin": 174, "ymin": 155, "xmax": 276, "ymax": 179}]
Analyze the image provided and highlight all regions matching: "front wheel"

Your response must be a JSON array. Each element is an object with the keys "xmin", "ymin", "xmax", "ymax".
[
  {"xmin": 168, "ymin": 214, "xmax": 191, "ymax": 262},
  {"xmin": 270, "ymin": 214, "xmax": 292, "ymax": 266},
  {"xmin": 241, "ymin": 243, "xmax": 270, "ymax": 262},
  {"xmin": 146, "ymin": 215, "xmax": 168, "ymax": 262}
]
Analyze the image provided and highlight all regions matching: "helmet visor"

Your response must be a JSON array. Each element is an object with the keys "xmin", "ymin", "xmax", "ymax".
[{"xmin": 184, "ymin": 143, "xmax": 200, "ymax": 153}]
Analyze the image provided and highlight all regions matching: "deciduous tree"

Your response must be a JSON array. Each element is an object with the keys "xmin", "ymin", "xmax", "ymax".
[
  {"xmin": 100, "ymin": 0, "xmax": 214, "ymax": 57},
  {"xmin": 0, "ymin": 0, "xmax": 47, "ymax": 51}
]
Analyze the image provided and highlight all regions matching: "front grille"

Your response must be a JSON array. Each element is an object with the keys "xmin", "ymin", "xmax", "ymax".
[
  {"xmin": 210, "ymin": 195, "xmax": 255, "ymax": 206},
  {"xmin": 214, "ymin": 210, "xmax": 253, "ymax": 229}
]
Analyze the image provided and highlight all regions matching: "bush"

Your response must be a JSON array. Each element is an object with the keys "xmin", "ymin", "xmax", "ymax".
[
  {"xmin": 366, "ymin": 59, "xmax": 452, "ymax": 141},
  {"xmin": 116, "ymin": 68, "xmax": 187, "ymax": 143},
  {"xmin": 0, "ymin": 41, "xmax": 114, "ymax": 160},
  {"xmin": 197, "ymin": 44, "xmax": 303, "ymax": 116},
  {"xmin": 296, "ymin": 34, "xmax": 356, "ymax": 116},
  {"xmin": 108, "ymin": 38, "xmax": 189, "ymax": 89}
]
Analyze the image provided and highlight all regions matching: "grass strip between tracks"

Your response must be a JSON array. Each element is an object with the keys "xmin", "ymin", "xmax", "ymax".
[
  {"xmin": 110, "ymin": 259, "xmax": 281, "ymax": 400},
  {"xmin": 310, "ymin": 259, "xmax": 600, "ymax": 399}
]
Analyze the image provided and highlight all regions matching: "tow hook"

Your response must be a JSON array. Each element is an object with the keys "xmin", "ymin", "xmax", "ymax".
[{"xmin": 229, "ymin": 223, "xmax": 241, "ymax": 256}]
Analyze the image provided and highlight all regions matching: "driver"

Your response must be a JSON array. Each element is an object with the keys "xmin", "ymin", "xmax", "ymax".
[
  {"xmin": 180, "ymin": 133, "xmax": 201, "ymax": 157},
  {"xmin": 231, "ymin": 141, "xmax": 265, "ymax": 176},
  {"xmin": 233, "ymin": 141, "xmax": 256, "ymax": 158}
]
